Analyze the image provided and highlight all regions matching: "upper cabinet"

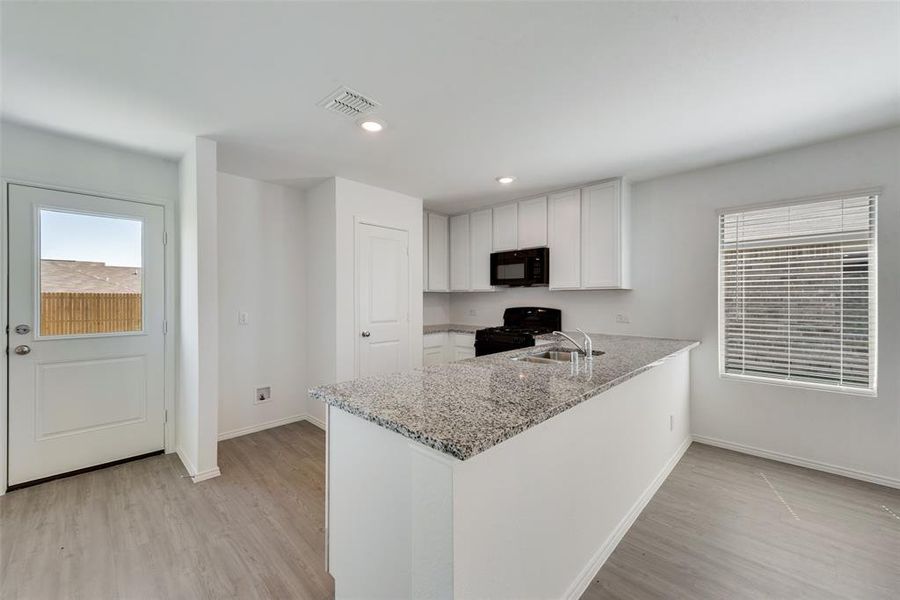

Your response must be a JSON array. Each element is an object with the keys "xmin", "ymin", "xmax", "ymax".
[
  {"xmin": 581, "ymin": 180, "xmax": 630, "ymax": 289},
  {"xmin": 468, "ymin": 209, "xmax": 494, "ymax": 291},
  {"xmin": 492, "ymin": 204, "xmax": 518, "ymax": 251},
  {"xmin": 517, "ymin": 196, "xmax": 548, "ymax": 249},
  {"xmin": 450, "ymin": 214, "xmax": 470, "ymax": 291},
  {"xmin": 426, "ymin": 212, "xmax": 450, "ymax": 292},
  {"xmin": 548, "ymin": 189, "xmax": 582, "ymax": 290},
  {"xmin": 547, "ymin": 179, "xmax": 630, "ymax": 290},
  {"xmin": 492, "ymin": 197, "xmax": 547, "ymax": 251},
  {"xmin": 426, "ymin": 177, "xmax": 629, "ymax": 294}
]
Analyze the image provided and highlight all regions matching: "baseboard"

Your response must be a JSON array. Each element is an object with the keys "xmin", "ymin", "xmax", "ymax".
[
  {"xmin": 218, "ymin": 414, "xmax": 307, "ymax": 441},
  {"xmin": 175, "ymin": 447, "xmax": 197, "ymax": 478},
  {"xmin": 304, "ymin": 413, "xmax": 326, "ymax": 431},
  {"xmin": 692, "ymin": 434, "xmax": 900, "ymax": 490},
  {"xmin": 191, "ymin": 467, "xmax": 221, "ymax": 483},
  {"xmin": 175, "ymin": 446, "xmax": 221, "ymax": 483},
  {"xmin": 564, "ymin": 435, "xmax": 692, "ymax": 600}
]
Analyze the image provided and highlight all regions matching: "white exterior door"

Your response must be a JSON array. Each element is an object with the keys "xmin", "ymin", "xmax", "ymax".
[
  {"xmin": 7, "ymin": 185, "xmax": 166, "ymax": 487},
  {"xmin": 356, "ymin": 223, "xmax": 410, "ymax": 378}
]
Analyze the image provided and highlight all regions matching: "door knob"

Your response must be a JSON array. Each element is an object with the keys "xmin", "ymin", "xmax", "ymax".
[
  {"xmin": 14, "ymin": 345, "xmax": 31, "ymax": 355},
  {"xmin": 14, "ymin": 324, "xmax": 31, "ymax": 335},
  {"xmin": 361, "ymin": 331, "xmax": 371, "ymax": 338}
]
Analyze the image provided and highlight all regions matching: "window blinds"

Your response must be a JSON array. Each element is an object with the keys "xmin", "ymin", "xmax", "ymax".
[{"xmin": 719, "ymin": 194, "xmax": 877, "ymax": 392}]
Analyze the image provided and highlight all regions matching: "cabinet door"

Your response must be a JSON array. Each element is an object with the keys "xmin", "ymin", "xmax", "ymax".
[
  {"xmin": 548, "ymin": 189, "xmax": 581, "ymax": 289},
  {"xmin": 517, "ymin": 196, "xmax": 548, "ymax": 249},
  {"xmin": 453, "ymin": 347, "xmax": 476, "ymax": 361},
  {"xmin": 469, "ymin": 209, "xmax": 493, "ymax": 291},
  {"xmin": 424, "ymin": 347, "xmax": 445, "ymax": 366},
  {"xmin": 423, "ymin": 212, "xmax": 429, "ymax": 290},
  {"xmin": 450, "ymin": 214, "xmax": 470, "ymax": 291},
  {"xmin": 427, "ymin": 213, "xmax": 449, "ymax": 291},
  {"xmin": 581, "ymin": 181, "xmax": 621, "ymax": 288},
  {"xmin": 492, "ymin": 204, "xmax": 518, "ymax": 251}
]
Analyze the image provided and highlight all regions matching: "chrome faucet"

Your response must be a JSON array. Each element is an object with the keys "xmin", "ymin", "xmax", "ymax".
[{"xmin": 552, "ymin": 329, "xmax": 594, "ymax": 361}]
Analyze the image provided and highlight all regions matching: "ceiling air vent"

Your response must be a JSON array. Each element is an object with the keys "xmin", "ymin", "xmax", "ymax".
[{"xmin": 317, "ymin": 86, "xmax": 379, "ymax": 118}]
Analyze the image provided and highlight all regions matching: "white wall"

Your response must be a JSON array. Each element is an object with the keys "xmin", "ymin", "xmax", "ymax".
[
  {"xmin": 304, "ymin": 177, "xmax": 424, "ymax": 423},
  {"xmin": 0, "ymin": 121, "xmax": 179, "ymax": 494},
  {"xmin": 0, "ymin": 121, "xmax": 178, "ymax": 201},
  {"xmin": 423, "ymin": 293, "xmax": 451, "ymax": 325},
  {"xmin": 177, "ymin": 137, "xmax": 220, "ymax": 480},
  {"xmin": 448, "ymin": 126, "xmax": 900, "ymax": 485},
  {"xmin": 217, "ymin": 173, "xmax": 307, "ymax": 437},
  {"xmin": 304, "ymin": 178, "xmax": 337, "ymax": 425}
]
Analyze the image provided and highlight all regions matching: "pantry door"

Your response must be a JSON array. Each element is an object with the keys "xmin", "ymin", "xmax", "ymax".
[
  {"xmin": 7, "ymin": 184, "xmax": 166, "ymax": 487},
  {"xmin": 355, "ymin": 222, "xmax": 410, "ymax": 378}
]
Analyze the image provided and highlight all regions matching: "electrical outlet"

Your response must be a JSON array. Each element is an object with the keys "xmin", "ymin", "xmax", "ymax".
[
  {"xmin": 239, "ymin": 311, "xmax": 249, "ymax": 325},
  {"xmin": 468, "ymin": 308, "xmax": 478, "ymax": 317},
  {"xmin": 255, "ymin": 386, "xmax": 271, "ymax": 404},
  {"xmin": 616, "ymin": 313, "xmax": 630, "ymax": 324}
]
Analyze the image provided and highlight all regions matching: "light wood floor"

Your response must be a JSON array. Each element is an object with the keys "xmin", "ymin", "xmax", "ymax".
[
  {"xmin": 2, "ymin": 425, "xmax": 898, "ymax": 599},
  {"xmin": 583, "ymin": 443, "xmax": 900, "ymax": 600},
  {"xmin": 0, "ymin": 421, "xmax": 333, "ymax": 600}
]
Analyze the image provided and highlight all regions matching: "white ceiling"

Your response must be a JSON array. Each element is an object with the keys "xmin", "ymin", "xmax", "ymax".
[{"xmin": 2, "ymin": 2, "xmax": 898, "ymax": 212}]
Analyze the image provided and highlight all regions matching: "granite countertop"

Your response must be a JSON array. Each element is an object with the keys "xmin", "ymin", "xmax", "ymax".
[
  {"xmin": 423, "ymin": 323, "xmax": 487, "ymax": 334},
  {"xmin": 310, "ymin": 333, "xmax": 699, "ymax": 461}
]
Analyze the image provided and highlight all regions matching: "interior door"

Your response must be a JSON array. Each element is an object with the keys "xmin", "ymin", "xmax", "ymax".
[
  {"xmin": 7, "ymin": 184, "xmax": 166, "ymax": 487},
  {"xmin": 356, "ymin": 223, "xmax": 410, "ymax": 378}
]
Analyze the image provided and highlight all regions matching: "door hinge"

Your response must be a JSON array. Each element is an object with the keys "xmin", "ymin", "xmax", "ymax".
[
  {"xmin": 163, "ymin": 320, "xmax": 168, "ymax": 335},
  {"xmin": 163, "ymin": 231, "xmax": 168, "ymax": 245},
  {"xmin": 164, "ymin": 410, "xmax": 168, "ymax": 423}
]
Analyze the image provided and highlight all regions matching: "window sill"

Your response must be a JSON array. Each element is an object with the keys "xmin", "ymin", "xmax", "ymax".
[{"xmin": 719, "ymin": 372, "xmax": 877, "ymax": 398}]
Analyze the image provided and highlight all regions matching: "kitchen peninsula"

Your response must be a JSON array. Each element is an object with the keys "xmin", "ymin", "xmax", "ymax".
[{"xmin": 311, "ymin": 333, "xmax": 699, "ymax": 600}]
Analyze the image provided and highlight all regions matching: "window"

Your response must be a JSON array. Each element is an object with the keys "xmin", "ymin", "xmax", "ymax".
[
  {"xmin": 39, "ymin": 209, "xmax": 144, "ymax": 336},
  {"xmin": 718, "ymin": 193, "xmax": 877, "ymax": 394}
]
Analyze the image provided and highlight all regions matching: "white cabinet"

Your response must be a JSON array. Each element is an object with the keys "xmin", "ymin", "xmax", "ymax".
[
  {"xmin": 548, "ymin": 189, "xmax": 582, "ymax": 289},
  {"xmin": 491, "ymin": 198, "xmax": 546, "ymax": 252},
  {"xmin": 469, "ymin": 209, "xmax": 494, "ymax": 291},
  {"xmin": 422, "ymin": 331, "xmax": 475, "ymax": 364},
  {"xmin": 517, "ymin": 196, "xmax": 548, "ymax": 249},
  {"xmin": 545, "ymin": 179, "xmax": 630, "ymax": 290},
  {"xmin": 426, "ymin": 212, "xmax": 450, "ymax": 291},
  {"xmin": 581, "ymin": 180, "xmax": 630, "ymax": 289},
  {"xmin": 444, "ymin": 209, "xmax": 495, "ymax": 293},
  {"xmin": 492, "ymin": 204, "xmax": 518, "ymax": 251},
  {"xmin": 450, "ymin": 214, "xmax": 470, "ymax": 291},
  {"xmin": 452, "ymin": 333, "xmax": 476, "ymax": 360},
  {"xmin": 453, "ymin": 346, "xmax": 476, "ymax": 360},
  {"xmin": 423, "ymin": 348, "xmax": 444, "ymax": 365}
]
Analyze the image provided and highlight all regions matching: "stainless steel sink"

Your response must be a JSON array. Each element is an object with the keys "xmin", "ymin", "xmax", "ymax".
[{"xmin": 512, "ymin": 349, "xmax": 604, "ymax": 364}]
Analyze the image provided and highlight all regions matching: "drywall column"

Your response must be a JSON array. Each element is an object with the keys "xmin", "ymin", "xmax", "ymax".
[
  {"xmin": 304, "ymin": 178, "xmax": 338, "ymax": 425},
  {"xmin": 303, "ymin": 177, "xmax": 424, "ymax": 425},
  {"xmin": 177, "ymin": 137, "xmax": 220, "ymax": 481}
]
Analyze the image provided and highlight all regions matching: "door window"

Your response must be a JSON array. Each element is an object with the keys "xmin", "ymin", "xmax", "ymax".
[{"xmin": 39, "ymin": 209, "xmax": 144, "ymax": 336}]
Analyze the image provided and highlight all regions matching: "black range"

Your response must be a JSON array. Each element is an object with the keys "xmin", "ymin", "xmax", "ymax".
[{"xmin": 474, "ymin": 307, "xmax": 562, "ymax": 357}]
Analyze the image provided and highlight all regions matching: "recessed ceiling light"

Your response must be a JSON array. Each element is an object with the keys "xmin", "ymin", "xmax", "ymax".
[
  {"xmin": 496, "ymin": 176, "xmax": 516, "ymax": 184},
  {"xmin": 359, "ymin": 119, "xmax": 384, "ymax": 133}
]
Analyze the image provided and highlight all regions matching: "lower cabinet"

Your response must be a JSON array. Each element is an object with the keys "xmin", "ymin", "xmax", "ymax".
[
  {"xmin": 423, "ymin": 332, "xmax": 476, "ymax": 365},
  {"xmin": 424, "ymin": 346, "xmax": 445, "ymax": 366}
]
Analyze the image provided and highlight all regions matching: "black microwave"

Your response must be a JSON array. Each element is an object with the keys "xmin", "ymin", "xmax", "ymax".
[{"xmin": 490, "ymin": 247, "xmax": 549, "ymax": 287}]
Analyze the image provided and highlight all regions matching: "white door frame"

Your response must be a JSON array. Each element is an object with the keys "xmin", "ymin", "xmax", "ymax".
[
  {"xmin": 353, "ymin": 217, "xmax": 413, "ymax": 379},
  {"xmin": 0, "ymin": 178, "xmax": 177, "ymax": 495}
]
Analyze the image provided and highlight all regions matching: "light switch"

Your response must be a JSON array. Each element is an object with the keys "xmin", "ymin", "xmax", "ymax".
[{"xmin": 239, "ymin": 311, "xmax": 249, "ymax": 325}]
